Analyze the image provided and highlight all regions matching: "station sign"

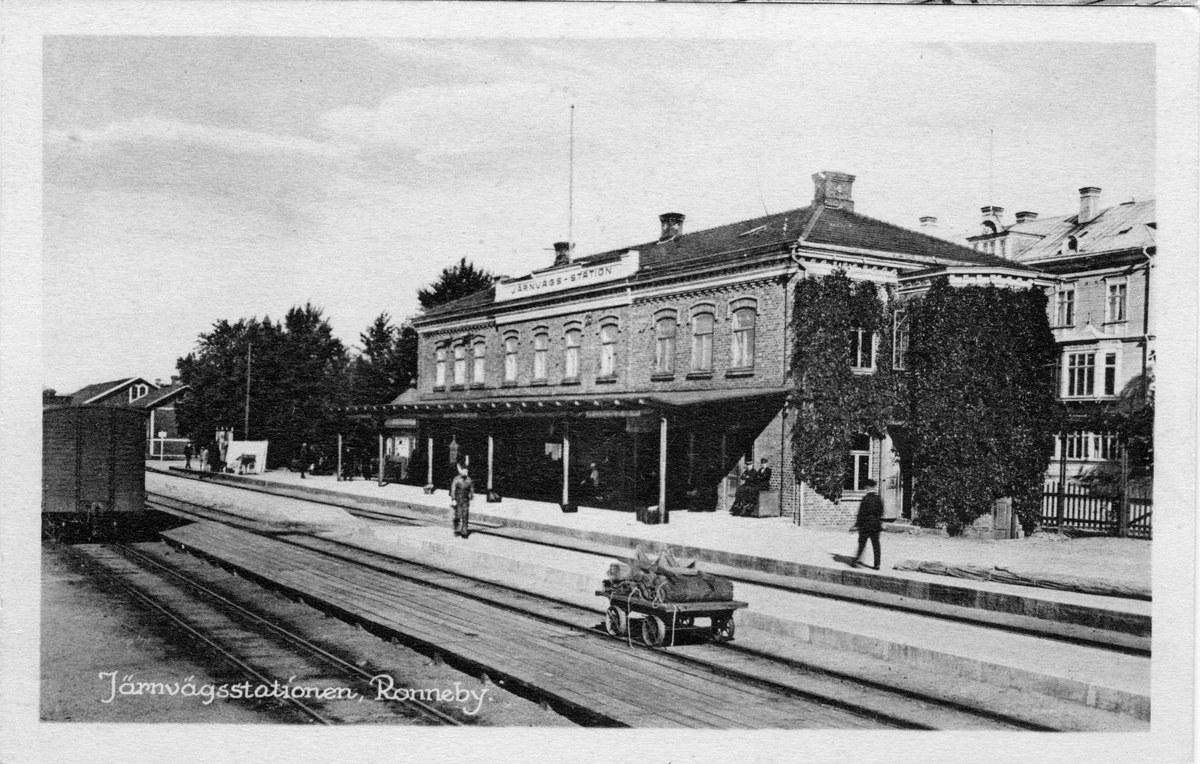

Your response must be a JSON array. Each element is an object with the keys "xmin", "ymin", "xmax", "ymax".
[{"xmin": 494, "ymin": 250, "xmax": 639, "ymax": 303}]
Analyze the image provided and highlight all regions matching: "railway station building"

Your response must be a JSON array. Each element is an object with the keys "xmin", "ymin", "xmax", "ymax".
[{"xmin": 350, "ymin": 172, "xmax": 1052, "ymax": 528}]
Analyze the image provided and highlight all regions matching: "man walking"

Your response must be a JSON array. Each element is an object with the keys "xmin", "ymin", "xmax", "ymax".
[
  {"xmin": 299, "ymin": 441, "xmax": 311, "ymax": 479},
  {"xmin": 184, "ymin": 441, "xmax": 193, "ymax": 470},
  {"xmin": 450, "ymin": 457, "xmax": 474, "ymax": 538},
  {"xmin": 851, "ymin": 478, "xmax": 884, "ymax": 570}
]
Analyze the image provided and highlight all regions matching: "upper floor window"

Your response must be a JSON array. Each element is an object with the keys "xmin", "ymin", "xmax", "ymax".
[
  {"xmin": 533, "ymin": 332, "xmax": 549, "ymax": 381},
  {"xmin": 128, "ymin": 383, "xmax": 149, "ymax": 402},
  {"xmin": 850, "ymin": 329, "xmax": 876, "ymax": 371},
  {"xmin": 503, "ymin": 336, "xmax": 518, "ymax": 383},
  {"xmin": 1107, "ymin": 281, "xmax": 1128, "ymax": 323},
  {"xmin": 843, "ymin": 434, "xmax": 873, "ymax": 493},
  {"xmin": 1066, "ymin": 351, "xmax": 1095, "ymax": 397},
  {"xmin": 655, "ymin": 316, "xmax": 676, "ymax": 375},
  {"xmin": 564, "ymin": 328, "xmax": 582, "ymax": 380},
  {"xmin": 434, "ymin": 346, "xmax": 447, "ymax": 387},
  {"xmin": 599, "ymin": 324, "xmax": 618, "ymax": 377},
  {"xmin": 1104, "ymin": 352, "xmax": 1118, "ymax": 397},
  {"xmin": 730, "ymin": 308, "xmax": 756, "ymax": 369},
  {"xmin": 1055, "ymin": 288, "xmax": 1075, "ymax": 327},
  {"xmin": 691, "ymin": 312, "xmax": 714, "ymax": 372},
  {"xmin": 472, "ymin": 340, "xmax": 486, "ymax": 385},
  {"xmin": 453, "ymin": 344, "xmax": 467, "ymax": 386},
  {"xmin": 892, "ymin": 311, "xmax": 910, "ymax": 371}
]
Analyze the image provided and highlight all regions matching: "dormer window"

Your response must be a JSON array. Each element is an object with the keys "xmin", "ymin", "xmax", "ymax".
[
  {"xmin": 127, "ymin": 383, "xmax": 149, "ymax": 402},
  {"xmin": 982, "ymin": 221, "xmax": 998, "ymax": 235},
  {"xmin": 1067, "ymin": 235, "xmax": 1079, "ymax": 252}
]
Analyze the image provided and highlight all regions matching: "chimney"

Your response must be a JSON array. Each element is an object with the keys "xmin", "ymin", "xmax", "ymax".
[
  {"xmin": 1015, "ymin": 211, "xmax": 1038, "ymax": 225},
  {"xmin": 919, "ymin": 216, "xmax": 938, "ymax": 231},
  {"xmin": 812, "ymin": 171, "xmax": 855, "ymax": 212},
  {"xmin": 1079, "ymin": 187, "xmax": 1101, "ymax": 224},
  {"xmin": 552, "ymin": 241, "xmax": 571, "ymax": 267},
  {"xmin": 659, "ymin": 212, "xmax": 685, "ymax": 241}
]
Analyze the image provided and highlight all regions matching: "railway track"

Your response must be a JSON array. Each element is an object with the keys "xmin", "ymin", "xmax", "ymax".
[
  {"xmin": 57, "ymin": 541, "xmax": 463, "ymax": 726},
  {"xmin": 145, "ymin": 490, "xmax": 1057, "ymax": 730}
]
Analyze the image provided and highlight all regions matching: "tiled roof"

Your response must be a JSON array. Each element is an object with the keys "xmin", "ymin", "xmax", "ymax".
[
  {"xmin": 418, "ymin": 286, "xmax": 497, "ymax": 320},
  {"xmin": 66, "ymin": 378, "xmax": 139, "ymax": 405},
  {"xmin": 1017, "ymin": 200, "xmax": 1155, "ymax": 262},
  {"xmin": 417, "ymin": 203, "xmax": 1037, "ymax": 323},
  {"xmin": 805, "ymin": 207, "xmax": 1026, "ymax": 268}
]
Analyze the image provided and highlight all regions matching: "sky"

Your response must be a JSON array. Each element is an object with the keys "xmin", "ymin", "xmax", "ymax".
[{"xmin": 43, "ymin": 37, "xmax": 1155, "ymax": 393}]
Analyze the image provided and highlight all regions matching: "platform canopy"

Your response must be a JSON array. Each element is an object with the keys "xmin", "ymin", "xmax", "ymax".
[{"xmin": 344, "ymin": 386, "xmax": 792, "ymax": 422}]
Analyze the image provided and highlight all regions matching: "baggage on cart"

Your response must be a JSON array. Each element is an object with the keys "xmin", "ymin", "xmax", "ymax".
[{"xmin": 598, "ymin": 549, "xmax": 747, "ymax": 647}]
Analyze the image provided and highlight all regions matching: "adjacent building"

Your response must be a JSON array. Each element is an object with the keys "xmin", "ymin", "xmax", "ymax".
[
  {"xmin": 49, "ymin": 376, "xmax": 192, "ymax": 458},
  {"xmin": 964, "ymin": 188, "xmax": 1155, "ymax": 482},
  {"xmin": 353, "ymin": 171, "xmax": 1051, "ymax": 528}
]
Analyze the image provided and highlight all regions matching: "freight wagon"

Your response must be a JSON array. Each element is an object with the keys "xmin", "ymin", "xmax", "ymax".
[{"xmin": 43, "ymin": 405, "xmax": 148, "ymax": 541}]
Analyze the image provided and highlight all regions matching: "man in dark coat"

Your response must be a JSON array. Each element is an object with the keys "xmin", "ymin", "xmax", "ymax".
[
  {"xmin": 184, "ymin": 442, "xmax": 193, "ymax": 470},
  {"xmin": 450, "ymin": 457, "xmax": 474, "ymax": 538},
  {"xmin": 299, "ymin": 442, "xmax": 311, "ymax": 479},
  {"xmin": 851, "ymin": 478, "xmax": 884, "ymax": 570}
]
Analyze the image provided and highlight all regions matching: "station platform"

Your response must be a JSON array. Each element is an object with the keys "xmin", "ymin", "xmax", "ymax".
[{"xmin": 146, "ymin": 465, "xmax": 1152, "ymax": 723}]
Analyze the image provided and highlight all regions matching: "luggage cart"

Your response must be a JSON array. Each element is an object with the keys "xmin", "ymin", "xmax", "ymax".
[{"xmin": 598, "ymin": 587, "xmax": 748, "ymax": 647}]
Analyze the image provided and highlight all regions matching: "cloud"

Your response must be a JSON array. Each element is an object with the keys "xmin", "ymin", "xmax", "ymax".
[
  {"xmin": 320, "ymin": 81, "xmax": 573, "ymax": 163},
  {"xmin": 47, "ymin": 116, "xmax": 357, "ymax": 161}
]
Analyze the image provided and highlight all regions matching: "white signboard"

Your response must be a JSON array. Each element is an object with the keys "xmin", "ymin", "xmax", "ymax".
[
  {"xmin": 225, "ymin": 440, "xmax": 269, "ymax": 474},
  {"xmin": 495, "ymin": 250, "xmax": 639, "ymax": 302}
]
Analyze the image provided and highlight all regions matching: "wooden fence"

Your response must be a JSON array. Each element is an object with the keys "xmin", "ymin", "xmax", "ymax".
[{"xmin": 1041, "ymin": 482, "xmax": 1152, "ymax": 539}]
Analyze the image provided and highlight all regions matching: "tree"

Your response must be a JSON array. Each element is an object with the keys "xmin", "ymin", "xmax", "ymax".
[
  {"xmin": 790, "ymin": 271, "xmax": 896, "ymax": 503},
  {"xmin": 905, "ymin": 280, "xmax": 1060, "ymax": 534},
  {"xmin": 417, "ymin": 257, "xmax": 496, "ymax": 311},
  {"xmin": 175, "ymin": 304, "xmax": 350, "ymax": 469},
  {"xmin": 1083, "ymin": 370, "xmax": 1154, "ymax": 489},
  {"xmin": 350, "ymin": 312, "xmax": 419, "ymax": 406}
]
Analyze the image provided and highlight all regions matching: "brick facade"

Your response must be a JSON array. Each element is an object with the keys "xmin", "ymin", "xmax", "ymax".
[{"xmin": 375, "ymin": 172, "xmax": 1053, "ymax": 530}]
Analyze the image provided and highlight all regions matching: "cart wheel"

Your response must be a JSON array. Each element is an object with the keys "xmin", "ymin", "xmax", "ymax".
[
  {"xmin": 712, "ymin": 615, "xmax": 735, "ymax": 642},
  {"xmin": 605, "ymin": 606, "xmax": 628, "ymax": 637},
  {"xmin": 641, "ymin": 615, "xmax": 667, "ymax": 647}
]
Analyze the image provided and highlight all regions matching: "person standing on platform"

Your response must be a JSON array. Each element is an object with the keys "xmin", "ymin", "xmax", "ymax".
[
  {"xmin": 299, "ymin": 441, "xmax": 311, "ymax": 479},
  {"xmin": 450, "ymin": 457, "xmax": 474, "ymax": 538},
  {"xmin": 851, "ymin": 479, "xmax": 884, "ymax": 570},
  {"xmin": 184, "ymin": 442, "xmax": 193, "ymax": 470}
]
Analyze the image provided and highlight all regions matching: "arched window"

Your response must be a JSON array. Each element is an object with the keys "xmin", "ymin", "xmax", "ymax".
[
  {"xmin": 472, "ymin": 339, "xmax": 486, "ymax": 384},
  {"xmin": 691, "ymin": 312, "xmax": 714, "ymax": 372},
  {"xmin": 453, "ymin": 343, "xmax": 466, "ymax": 385},
  {"xmin": 128, "ymin": 383, "xmax": 149, "ymax": 403},
  {"xmin": 1068, "ymin": 235, "xmax": 1079, "ymax": 252},
  {"xmin": 730, "ymin": 307, "xmax": 756, "ymax": 370},
  {"xmin": 503, "ymin": 335, "xmax": 518, "ymax": 383},
  {"xmin": 533, "ymin": 332, "xmax": 549, "ymax": 381},
  {"xmin": 564, "ymin": 328, "xmax": 582, "ymax": 379},
  {"xmin": 654, "ymin": 315, "xmax": 676, "ymax": 375},
  {"xmin": 434, "ymin": 345, "xmax": 447, "ymax": 387},
  {"xmin": 599, "ymin": 324, "xmax": 618, "ymax": 378}
]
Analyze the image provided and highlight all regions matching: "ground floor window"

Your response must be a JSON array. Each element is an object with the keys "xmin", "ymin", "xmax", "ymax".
[
  {"xmin": 1055, "ymin": 430, "xmax": 1120, "ymax": 462},
  {"xmin": 843, "ymin": 434, "xmax": 873, "ymax": 492}
]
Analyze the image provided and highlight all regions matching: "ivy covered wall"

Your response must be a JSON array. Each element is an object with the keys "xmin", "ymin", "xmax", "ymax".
[{"xmin": 789, "ymin": 272, "xmax": 1059, "ymax": 535}]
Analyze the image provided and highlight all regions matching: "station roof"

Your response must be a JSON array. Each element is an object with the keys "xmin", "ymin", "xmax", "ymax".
[
  {"xmin": 418, "ymin": 204, "xmax": 1034, "ymax": 324},
  {"xmin": 348, "ymin": 386, "xmax": 793, "ymax": 420}
]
